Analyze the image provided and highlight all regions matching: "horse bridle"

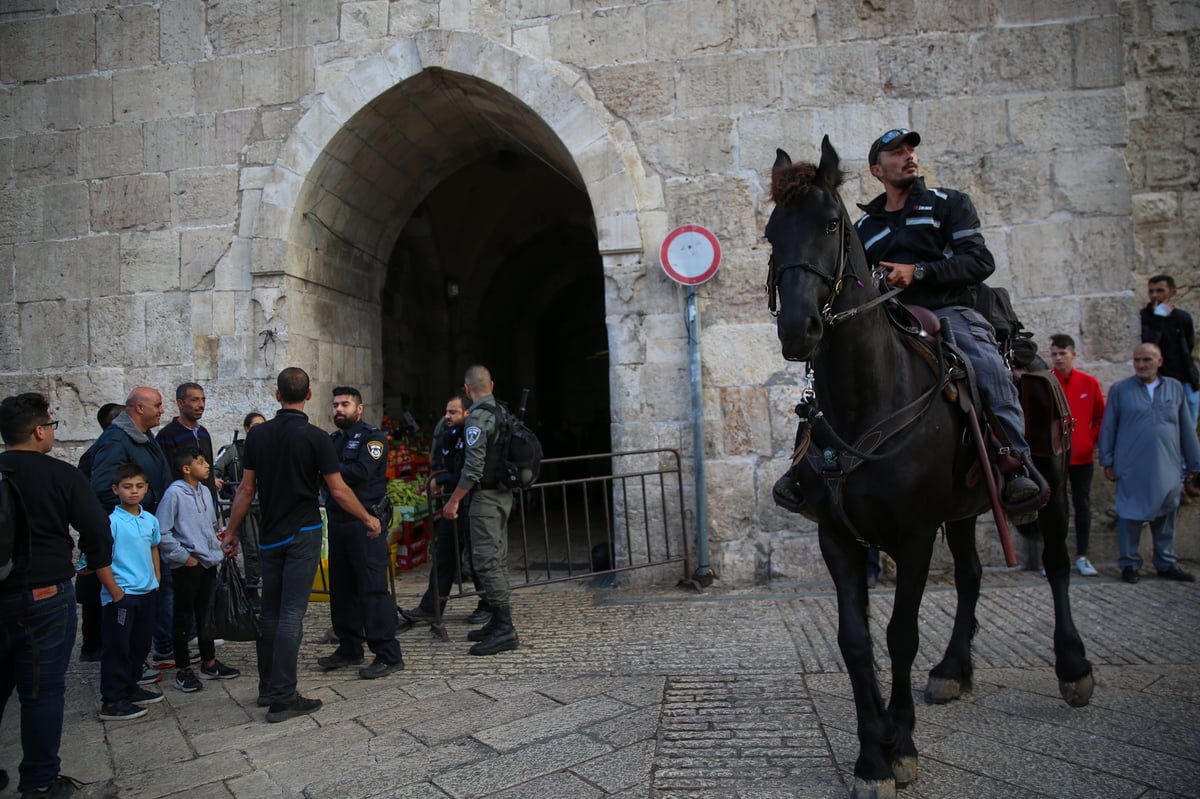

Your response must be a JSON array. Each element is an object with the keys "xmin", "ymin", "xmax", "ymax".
[{"xmin": 766, "ymin": 200, "xmax": 900, "ymax": 325}]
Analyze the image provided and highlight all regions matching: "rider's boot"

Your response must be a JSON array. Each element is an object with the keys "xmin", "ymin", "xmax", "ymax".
[
  {"xmin": 772, "ymin": 470, "xmax": 806, "ymax": 513},
  {"xmin": 1002, "ymin": 451, "xmax": 1043, "ymax": 508}
]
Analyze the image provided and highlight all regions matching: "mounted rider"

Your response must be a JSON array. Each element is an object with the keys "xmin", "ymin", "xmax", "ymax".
[{"xmin": 854, "ymin": 128, "xmax": 1041, "ymax": 508}]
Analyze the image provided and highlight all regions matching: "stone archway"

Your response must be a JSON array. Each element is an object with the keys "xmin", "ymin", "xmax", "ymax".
[{"xmin": 241, "ymin": 31, "xmax": 660, "ymax": 432}]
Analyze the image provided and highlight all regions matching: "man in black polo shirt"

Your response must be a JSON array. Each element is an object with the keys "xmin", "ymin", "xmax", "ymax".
[
  {"xmin": 0, "ymin": 392, "xmax": 119, "ymax": 796},
  {"xmin": 223, "ymin": 368, "xmax": 380, "ymax": 723}
]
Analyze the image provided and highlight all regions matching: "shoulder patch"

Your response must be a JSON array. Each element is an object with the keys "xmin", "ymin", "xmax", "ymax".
[
  {"xmin": 465, "ymin": 426, "xmax": 483, "ymax": 447},
  {"xmin": 366, "ymin": 440, "xmax": 385, "ymax": 460}
]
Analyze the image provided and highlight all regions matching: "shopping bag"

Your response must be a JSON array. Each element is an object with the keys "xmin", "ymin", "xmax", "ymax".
[{"xmin": 204, "ymin": 557, "xmax": 261, "ymax": 642}]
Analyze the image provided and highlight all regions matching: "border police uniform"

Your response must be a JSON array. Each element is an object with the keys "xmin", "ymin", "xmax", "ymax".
[{"xmin": 325, "ymin": 419, "xmax": 402, "ymax": 669}]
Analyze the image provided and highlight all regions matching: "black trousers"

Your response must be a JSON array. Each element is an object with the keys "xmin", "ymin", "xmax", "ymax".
[
  {"xmin": 100, "ymin": 590, "xmax": 155, "ymax": 702},
  {"xmin": 328, "ymin": 517, "xmax": 402, "ymax": 664},
  {"xmin": 171, "ymin": 563, "xmax": 216, "ymax": 670},
  {"xmin": 75, "ymin": 571, "xmax": 102, "ymax": 653},
  {"xmin": 420, "ymin": 512, "xmax": 486, "ymax": 614}
]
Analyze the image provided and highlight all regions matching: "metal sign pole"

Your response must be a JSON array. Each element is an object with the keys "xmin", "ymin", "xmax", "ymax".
[{"xmin": 687, "ymin": 285, "xmax": 714, "ymax": 585}]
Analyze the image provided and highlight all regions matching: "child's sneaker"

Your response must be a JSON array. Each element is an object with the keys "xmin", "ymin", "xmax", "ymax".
[
  {"xmin": 174, "ymin": 668, "xmax": 202, "ymax": 693},
  {"xmin": 99, "ymin": 699, "xmax": 148, "ymax": 721},
  {"xmin": 150, "ymin": 650, "xmax": 174, "ymax": 669},
  {"xmin": 199, "ymin": 660, "xmax": 240, "ymax": 680},
  {"xmin": 137, "ymin": 663, "xmax": 162, "ymax": 685},
  {"xmin": 127, "ymin": 686, "xmax": 164, "ymax": 706}
]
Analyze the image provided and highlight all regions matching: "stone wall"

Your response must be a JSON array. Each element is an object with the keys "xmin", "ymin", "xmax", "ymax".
[{"xmin": 1, "ymin": 1, "xmax": 1197, "ymax": 585}]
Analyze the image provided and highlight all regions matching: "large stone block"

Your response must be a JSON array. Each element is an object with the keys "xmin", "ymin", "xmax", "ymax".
[
  {"xmin": 939, "ymin": 152, "xmax": 1055, "ymax": 227},
  {"xmin": 45, "ymin": 76, "xmax": 113, "ymax": 130},
  {"xmin": 1148, "ymin": 76, "xmax": 1200, "ymax": 114},
  {"xmin": 586, "ymin": 62, "xmax": 675, "ymax": 123},
  {"xmin": 1010, "ymin": 217, "xmax": 1133, "ymax": 298},
  {"xmin": 170, "ymin": 167, "xmax": 238, "ymax": 227},
  {"xmin": 143, "ymin": 116, "xmax": 219, "ymax": 172},
  {"xmin": 207, "ymin": 1, "xmax": 281, "ymax": 55},
  {"xmin": 195, "ymin": 59, "xmax": 245, "ymax": 114},
  {"xmin": 1073, "ymin": 16, "xmax": 1123, "ymax": 89},
  {"xmin": 1051, "ymin": 148, "xmax": 1132, "ymax": 216},
  {"xmin": 243, "ymin": 48, "xmax": 315, "ymax": 107},
  {"xmin": 113, "ymin": 64, "xmax": 196, "ymax": 122},
  {"xmin": 662, "ymin": 176, "xmax": 757, "ymax": 250},
  {"xmin": 120, "ymin": 230, "xmax": 180, "ymax": 294},
  {"xmin": 1133, "ymin": 192, "xmax": 1180, "ymax": 225},
  {"xmin": 720, "ymin": 386, "xmax": 770, "ymax": 457},
  {"xmin": 994, "ymin": 0, "xmax": 1117, "ymax": 24},
  {"xmin": 0, "ymin": 187, "xmax": 40, "ymax": 245},
  {"xmin": 181, "ymin": 226, "xmax": 233, "ymax": 291},
  {"xmin": 877, "ymin": 33, "xmax": 974, "ymax": 98},
  {"xmin": 1008, "ymin": 90, "xmax": 1128, "ymax": 150},
  {"xmin": 781, "ymin": 43, "xmax": 880, "ymax": 108},
  {"xmin": 766, "ymin": 533, "xmax": 825, "ymax": 582},
  {"xmin": 971, "ymin": 24, "xmax": 1075, "ymax": 94},
  {"xmin": 700, "ymin": 323, "xmax": 789, "ymax": 387},
  {"xmin": 0, "ymin": 15, "xmax": 95, "ymax": 82},
  {"xmin": 145, "ymin": 292, "xmax": 192, "ymax": 365},
  {"xmin": 88, "ymin": 294, "xmax": 148, "ymax": 368},
  {"xmin": 97, "ymin": 5, "xmax": 160, "ymax": 69},
  {"xmin": 735, "ymin": 0, "xmax": 817, "ymax": 49},
  {"xmin": 606, "ymin": 312, "xmax": 647, "ymax": 365},
  {"xmin": 12, "ymin": 132, "xmax": 77, "ymax": 186},
  {"xmin": 643, "ymin": 313, "xmax": 687, "ymax": 365},
  {"xmin": 341, "ymin": 1, "xmax": 389, "ymax": 40},
  {"xmin": 14, "ymin": 237, "xmax": 119, "ymax": 302},
  {"xmin": 0, "ymin": 300, "xmax": 17, "ymax": 372},
  {"xmin": 548, "ymin": 6, "xmax": 646, "ymax": 66},
  {"xmin": 676, "ymin": 53, "xmax": 781, "ymax": 117},
  {"xmin": 20, "ymin": 299, "xmax": 89, "ymax": 369},
  {"xmin": 42, "ymin": 182, "xmax": 89, "ymax": 240},
  {"xmin": 644, "ymin": 0, "xmax": 736, "ymax": 60},
  {"xmin": 90, "ymin": 174, "xmax": 170, "ymax": 231},
  {"xmin": 766, "ymin": 381, "xmax": 806, "ymax": 456},
  {"xmin": 160, "ymin": 0, "xmax": 205, "ymax": 62},
  {"xmin": 1080, "ymin": 296, "xmax": 1139, "ymax": 361},
  {"xmin": 638, "ymin": 117, "xmax": 733, "ymax": 177},
  {"xmin": 704, "ymin": 456, "xmax": 758, "ymax": 544},
  {"xmin": 814, "ymin": 0, "xmax": 918, "ymax": 42},
  {"xmin": 45, "ymin": 368, "xmax": 128, "ymax": 439},
  {"xmin": 78, "ymin": 124, "xmax": 145, "ymax": 179}
]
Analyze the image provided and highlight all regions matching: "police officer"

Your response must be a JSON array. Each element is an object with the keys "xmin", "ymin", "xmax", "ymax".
[
  {"xmin": 317, "ymin": 386, "xmax": 404, "ymax": 679},
  {"xmin": 442, "ymin": 366, "xmax": 518, "ymax": 656},
  {"xmin": 399, "ymin": 394, "xmax": 491, "ymax": 627}
]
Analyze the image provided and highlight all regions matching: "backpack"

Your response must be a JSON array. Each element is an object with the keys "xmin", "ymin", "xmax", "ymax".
[
  {"xmin": 975, "ymin": 284, "xmax": 1037, "ymax": 367},
  {"xmin": 481, "ymin": 400, "xmax": 544, "ymax": 490},
  {"xmin": 0, "ymin": 466, "xmax": 29, "ymax": 582}
]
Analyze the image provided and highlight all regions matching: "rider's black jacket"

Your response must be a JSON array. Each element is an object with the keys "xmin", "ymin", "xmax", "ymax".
[{"xmin": 854, "ymin": 177, "xmax": 996, "ymax": 311}]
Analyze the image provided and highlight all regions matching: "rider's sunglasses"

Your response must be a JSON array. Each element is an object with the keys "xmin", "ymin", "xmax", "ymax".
[{"xmin": 879, "ymin": 128, "xmax": 910, "ymax": 146}]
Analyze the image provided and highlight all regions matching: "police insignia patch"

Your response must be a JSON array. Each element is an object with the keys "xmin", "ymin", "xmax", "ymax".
[
  {"xmin": 465, "ymin": 426, "xmax": 482, "ymax": 447},
  {"xmin": 366, "ymin": 441, "xmax": 384, "ymax": 460}
]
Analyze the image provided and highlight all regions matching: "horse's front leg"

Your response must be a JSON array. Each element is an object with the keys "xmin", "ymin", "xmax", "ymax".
[
  {"xmin": 1034, "ymin": 455, "xmax": 1094, "ymax": 706},
  {"xmin": 885, "ymin": 528, "xmax": 936, "ymax": 788},
  {"xmin": 819, "ymin": 527, "xmax": 894, "ymax": 799},
  {"xmin": 927, "ymin": 517, "xmax": 982, "ymax": 704}
]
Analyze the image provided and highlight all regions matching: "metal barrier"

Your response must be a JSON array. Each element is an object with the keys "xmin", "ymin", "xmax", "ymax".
[{"xmin": 421, "ymin": 448, "xmax": 692, "ymax": 604}]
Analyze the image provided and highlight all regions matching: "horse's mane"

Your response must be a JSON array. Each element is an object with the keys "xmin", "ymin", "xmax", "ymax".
[{"xmin": 770, "ymin": 161, "xmax": 844, "ymax": 207}]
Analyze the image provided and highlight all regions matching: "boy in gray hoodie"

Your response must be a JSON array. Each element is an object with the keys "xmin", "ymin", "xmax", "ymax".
[{"xmin": 158, "ymin": 448, "xmax": 240, "ymax": 692}]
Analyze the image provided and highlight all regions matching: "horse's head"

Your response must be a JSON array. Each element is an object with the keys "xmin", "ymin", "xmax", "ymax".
[{"xmin": 765, "ymin": 136, "xmax": 850, "ymax": 361}]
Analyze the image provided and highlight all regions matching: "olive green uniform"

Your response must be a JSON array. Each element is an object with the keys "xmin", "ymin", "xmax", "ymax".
[{"xmin": 459, "ymin": 394, "xmax": 514, "ymax": 606}]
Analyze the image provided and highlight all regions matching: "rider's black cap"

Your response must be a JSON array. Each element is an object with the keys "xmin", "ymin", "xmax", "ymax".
[{"xmin": 868, "ymin": 128, "xmax": 921, "ymax": 165}]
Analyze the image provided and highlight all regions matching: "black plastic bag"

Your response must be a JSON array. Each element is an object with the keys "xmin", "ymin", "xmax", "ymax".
[{"xmin": 204, "ymin": 558, "xmax": 261, "ymax": 642}]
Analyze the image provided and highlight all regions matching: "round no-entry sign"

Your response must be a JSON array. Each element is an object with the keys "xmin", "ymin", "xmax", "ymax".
[{"xmin": 660, "ymin": 224, "xmax": 721, "ymax": 285}]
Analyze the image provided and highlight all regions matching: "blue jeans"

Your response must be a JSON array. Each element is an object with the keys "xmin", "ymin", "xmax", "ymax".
[
  {"xmin": 101, "ymin": 590, "xmax": 155, "ymax": 703},
  {"xmin": 0, "ymin": 581, "xmax": 76, "ymax": 792},
  {"xmin": 327, "ymin": 517, "xmax": 401, "ymax": 664},
  {"xmin": 256, "ymin": 526, "xmax": 322, "ymax": 705},
  {"xmin": 940, "ymin": 307, "xmax": 1031, "ymax": 456},
  {"xmin": 1117, "ymin": 513, "xmax": 1178, "ymax": 572},
  {"xmin": 1068, "ymin": 463, "xmax": 1094, "ymax": 557},
  {"xmin": 152, "ymin": 564, "xmax": 174, "ymax": 654}
]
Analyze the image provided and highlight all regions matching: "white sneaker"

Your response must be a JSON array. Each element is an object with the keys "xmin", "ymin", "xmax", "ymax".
[{"xmin": 1076, "ymin": 556, "xmax": 1098, "ymax": 576}]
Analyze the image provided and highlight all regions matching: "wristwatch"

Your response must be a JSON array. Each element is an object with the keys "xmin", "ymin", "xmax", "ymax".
[{"xmin": 913, "ymin": 264, "xmax": 926, "ymax": 281}]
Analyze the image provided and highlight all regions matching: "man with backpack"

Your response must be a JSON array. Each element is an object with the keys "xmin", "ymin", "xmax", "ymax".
[{"xmin": 441, "ymin": 365, "xmax": 519, "ymax": 656}]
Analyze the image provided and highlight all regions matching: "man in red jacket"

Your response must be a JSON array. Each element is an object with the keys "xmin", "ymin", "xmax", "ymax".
[{"xmin": 1049, "ymin": 334, "xmax": 1106, "ymax": 576}]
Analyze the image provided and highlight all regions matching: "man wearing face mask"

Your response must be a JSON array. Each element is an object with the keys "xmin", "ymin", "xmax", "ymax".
[{"xmin": 316, "ymin": 387, "xmax": 403, "ymax": 680}]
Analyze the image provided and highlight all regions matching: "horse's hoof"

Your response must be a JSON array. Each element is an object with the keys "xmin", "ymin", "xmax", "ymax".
[
  {"xmin": 851, "ymin": 777, "xmax": 897, "ymax": 799},
  {"xmin": 891, "ymin": 755, "xmax": 918, "ymax": 787},
  {"xmin": 1059, "ymin": 671, "xmax": 1095, "ymax": 707},
  {"xmin": 924, "ymin": 676, "xmax": 962, "ymax": 704}
]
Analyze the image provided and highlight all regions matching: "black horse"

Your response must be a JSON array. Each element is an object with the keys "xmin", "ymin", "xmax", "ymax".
[{"xmin": 764, "ymin": 137, "xmax": 1093, "ymax": 799}]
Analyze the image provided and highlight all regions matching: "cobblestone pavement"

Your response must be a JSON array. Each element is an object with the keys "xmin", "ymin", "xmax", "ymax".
[{"xmin": 2, "ymin": 563, "xmax": 1198, "ymax": 798}]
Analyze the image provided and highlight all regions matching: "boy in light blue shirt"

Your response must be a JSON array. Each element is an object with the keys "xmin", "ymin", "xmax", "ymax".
[{"xmin": 99, "ymin": 463, "xmax": 163, "ymax": 721}]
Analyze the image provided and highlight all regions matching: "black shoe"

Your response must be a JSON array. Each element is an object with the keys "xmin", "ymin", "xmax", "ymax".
[
  {"xmin": 467, "ymin": 615, "xmax": 501, "ymax": 642},
  {"xmin": 255, "ymin": 695, "xmax": 271, "ymax": 707},
  {"xmin": 1156, "ymin": 565, "xmax": 1196, "ymax": 582},
  {"xmin": 79, "ymin": 647, "xmax": 102, "ymax": 663},
  {"xmin": 174, "ymin": 668, "xmax": 202, "ymax": 693},
  {"xmin": 316, "ymin": 651, "xmax": 364, "ymax": 670},
  {"xmin": 1121, "ymin": 567, "xmax": 1140, "ymax": 584},
  {"xmin": 465, "ymin": 603, "xmax": 492, "ymax": 625},
  {"xmin": 19, "ymin": 775, "xmax": 79, "ymax": 798},
  {"xmin": 399, "ymin": 606, "xmax": 437, "ymax": 625},
  {"xmin": 358, "ymin": 657, "xmax": 405, "ymax": 680},
  {"xmin": 771, "ymin": 473, "xmax": 806, "ymax": 513},
  {"xmin": 468, "ymin": 604, "xmax": 519, "ymax": 656},
  {"xmin": 0, "ymin": 769, "xmax": 7, "ymax": 792},
  {"xmin": 1002, "ymin": 474, "xmax": 1040, "ymax": 506},
  {"xmin": 266, "ymin": 694, "xmax": 323, "ymax": 723}
]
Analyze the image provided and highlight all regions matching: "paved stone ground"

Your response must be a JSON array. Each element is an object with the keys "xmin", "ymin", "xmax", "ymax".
[{"xmin": 2, "ymin": 562, "xmax": 1199, "ymax": 798}]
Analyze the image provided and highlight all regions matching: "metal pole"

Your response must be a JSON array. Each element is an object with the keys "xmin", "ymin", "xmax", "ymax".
[{"xmin": 687, "ymin": 285, "xmax": 714, "ymax": 584}]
